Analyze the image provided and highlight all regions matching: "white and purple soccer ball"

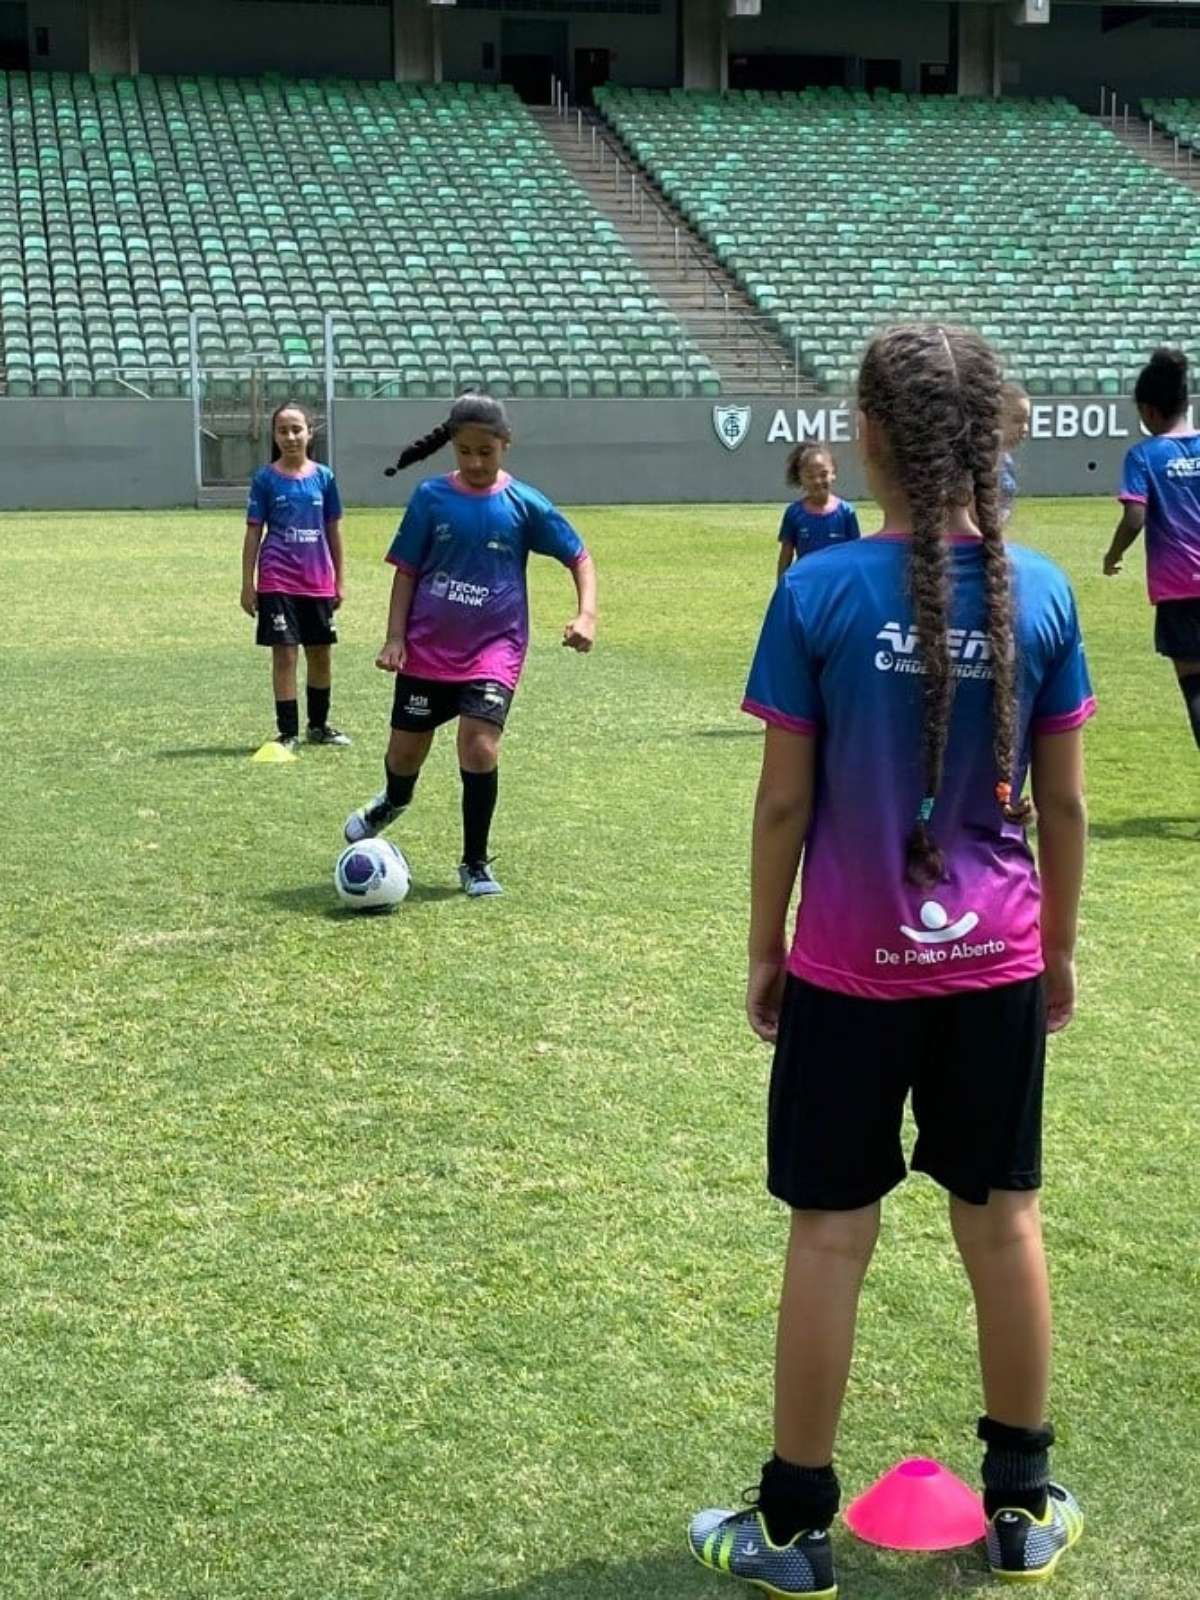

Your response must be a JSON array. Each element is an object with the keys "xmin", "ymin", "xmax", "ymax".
[{"xmin": 333, "ymin": 839, "xmax": 410, "ymax": 910}]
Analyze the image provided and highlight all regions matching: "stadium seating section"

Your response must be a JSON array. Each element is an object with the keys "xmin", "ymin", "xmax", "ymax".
[
  {"xmin": 1142, "ymin": 97, "xmax": 1200, "ymax": 152},
  {"xmin": 0, "ymin": 71, "xmax": 716, "ymax": 400},
  {"xmin": 597, "ymin": 85, "xmax": 1200, "ymax": 396}
]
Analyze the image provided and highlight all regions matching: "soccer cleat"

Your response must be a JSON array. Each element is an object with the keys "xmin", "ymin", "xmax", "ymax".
[
  {"xmin": 687, "ymin": 1507, "xmax": 837, "ymax": 1597},
  {"xmin": 985, "ymin": 1483, "xmax": 1083, "ymax": 1584},
  {"xmin": 275, "ymin": 734, "xmax": 300, "ymax": 753},
  {"xmin": 307, "ymin": 724, "xmax": 352, "ymax": 747},
  {"xmin": 344, "ymin": 792, "xmax": 405, "ymax": 844},
  {"xmin": 458, "ymin": 859, "xmax": 503, "ymax": 898}
]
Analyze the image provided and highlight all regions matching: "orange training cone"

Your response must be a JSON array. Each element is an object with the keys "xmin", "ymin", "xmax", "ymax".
[{"xmin": 844, "ymin": 1458, "xmax": 986, "ymax": 1552}]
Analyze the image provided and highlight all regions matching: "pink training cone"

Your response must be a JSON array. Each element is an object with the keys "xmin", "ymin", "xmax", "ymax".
[{"xmin": 844, "ymin": 1458, "xmax": 987, "ymax": 1552}]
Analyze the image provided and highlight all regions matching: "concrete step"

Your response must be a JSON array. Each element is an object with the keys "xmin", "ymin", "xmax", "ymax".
[
  {"xmin": 1091, "ymin": 113, "xmax": 1200, "ymax": 194},
  {"xmin": 197, "ymin": 484, "xmax": 247, "ymax": 509},
  {"xmin": 533, "ymin": 105, "xmax": 809, "ymax": 395}
]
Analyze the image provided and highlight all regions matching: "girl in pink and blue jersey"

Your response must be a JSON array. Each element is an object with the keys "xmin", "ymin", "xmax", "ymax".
[
  {"xmin": 688, "ymin": 326, "xmax": 1092, "ymax": 1597},
  {"xmin": 344, "ymin": 394, "xmax": 596, "ymax": 896},
  {"xmin": 1106, "ymin": 347, "xmax": 1200, "ymax": 752},
  {"xmin": 776, "ymin": 444, "xmax": 861, "ymax": 581},
  {"xmin": 241, "ymin": 401, "xmax": 349, "ymax": 752}
]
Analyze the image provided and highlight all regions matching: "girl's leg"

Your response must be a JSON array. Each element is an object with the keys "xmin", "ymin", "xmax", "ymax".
[
  {"xmin": 951, "ymin": 1190, "xmax": 1050, "ymax": 1428},
  {"xmin": 456, "ymin": 716, "xmax": 502, "ymax": 867},
  {"xmin": 753, "ymin": 1203, "xmax": 879, "ymax": 1544},
  {"xmin": 271, "ymin": 646, "xmax": 299, "ymax": 740},
  {"xmin": 774, "ymin": 1204, "xmax": 880, "ymax": 1467},
  {"xmin": 1172, "ymin": 658, "xmax": 1200, "ymax": 750},
  {"xmin": 386, "ymin": 727, "xmax": 435, "ymax": 790},
  {"xmin": 952, "ymin": 1190, "xmax": 1054, "ymax": 1516},
  {"xmin": 303, "ymin": 643, "xmax": 332, "ymax": 733}
]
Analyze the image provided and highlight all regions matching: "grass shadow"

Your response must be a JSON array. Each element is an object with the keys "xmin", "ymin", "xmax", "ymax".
[
  {"xmin": 260, "ymin": 882, "xmax": 460, "ymax": 918},
  {"xmin": 156, "ymin": 744, "xmax": 259, "ymax": 760},
  {"xmin": 692, "ymin": 726, "xmax": 763, "ymax": 739},
  {"xmin": 460, "ymin": 1544, "xmax": 991, "ymax": 1599},
  {"xmin": 1089, "ymin": 815, "xmax": 1196, "ymax": 842}
]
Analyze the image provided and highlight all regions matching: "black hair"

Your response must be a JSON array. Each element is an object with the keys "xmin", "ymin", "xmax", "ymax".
[
  {"xmin": 270, "ymin": 400, "xmax": 313, "ymax": 463},
  {"xmin": 784, "ymin": 442, "xmax": 834, "ymax": 489},
  {"xmin": 858, "ymin": 324, "xmax": 1030, "ymax": 889},
  {"xmin": 1134, "ymin": 347, "xmax": 1189, "ymax": 421},
  {"xmin": 385, "ymin": 393, "xmax": 513, "ymax": 477}
]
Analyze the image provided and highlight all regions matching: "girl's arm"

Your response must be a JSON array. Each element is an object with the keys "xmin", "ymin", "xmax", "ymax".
[
  {"xmin": 562, "ymin": 553, "xmax": 597, "ymax": 653},
  {"xmin": 376, "ymin": 567, "xmax": 416, "ymax": 672},
  {"xmin": 241, "ymin": 523, "xmax": 263, "ymax": 616},
  {"xmin": 776, "ymin": 544, "xmax": 793, "ymax": 581},
  {"xmin": 326, "ymin": 517, "xmax": 345, "ymax": 607},
  {"xmin": 1031, "ymin": 727, "xmax": 1087, "ymax": 1033},
  {"xmin": 1104, "ymin": 503, "xmax": 1144, "ymax": 575},
  {"xmin": 747, "ymin": 725, "xmax": 816, "ymax": 1042}
]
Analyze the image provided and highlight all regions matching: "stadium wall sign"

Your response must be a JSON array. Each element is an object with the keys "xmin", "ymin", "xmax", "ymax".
[{"xmin": 0, "ymin": 396, "xmax": 1160, "ymax": 509}]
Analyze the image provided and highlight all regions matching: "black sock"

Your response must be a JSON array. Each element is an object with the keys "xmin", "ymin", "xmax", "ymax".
[
  {"xmin": 1179, "ymin": 672, "xmax": 1200, "ymax": 751},
  {"xmin": 275, "ymin": 698, "xmax": 299, "ymax": 739},
  {"xmin": 385, "ymin": 764, "xmax": 418, "ymax": 810},
  {"xmin": 460, "ymin": 768, "xmax": 498, "ymax": 865},
  {"xmin": 978, "ymin": 1416, "xmax": 1053, "ymax": 1519},
  {"xmin": 307, "ymin": 684, "xmax": 331, "ymax": 730},
  {"xmin": 756, "ymin": 1455, "xmax": 840, "ymax": 1543}
]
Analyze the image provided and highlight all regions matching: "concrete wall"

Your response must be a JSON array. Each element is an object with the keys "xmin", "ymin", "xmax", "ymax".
[
  {"xmin": 997, "ymin": 4, "xmax": 1200, "ymax": 103},
  {"xmin": 727, "ymin": 0, "xmax": 951, "ymax": 94},
  {"xmin": 135, "ymin": 0, "xmax": 391, "ymax": 79},
  {"xmin": 331, "ymin": 395, "xmax": 1137, "ymax": 507},
  {"xmin": 25, "ymin": 0, "xmax": 87, "ymax": 70},
  {"xmin": 0, "ymin": 400, "xmax": 194, "ymax": 509},
  {"xmin": 439, "ymin": 1, "xmax": 679, "ymax": 94},
  {"xmin": 0, "ymin": 396, "xmax": 1146, "ymax": 509}
]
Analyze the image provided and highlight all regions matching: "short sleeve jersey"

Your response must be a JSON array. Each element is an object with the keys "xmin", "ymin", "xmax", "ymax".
[
  {"xmin": 247, "ymin": 462, "xmax": 343, "ymax": 598},
  {"xmin": 779, "ymin": 497, "xmax": 861, "ymax": 559},
  {"xmin": 386, "ymin": 471, "xmax": 587, "ymax": 689},
  {"xmin": 1118, "ymin": 432, "xmax": 1200, "ymax": 603},
  {"xmin": 744, "ymin": 535, "xmax": 1095, "ymax": 1001},
  {"xmin": 999, "ymin": 453, "xmax": 1018, "ymax": 525}
]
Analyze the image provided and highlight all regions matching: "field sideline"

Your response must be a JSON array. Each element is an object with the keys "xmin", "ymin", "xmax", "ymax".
[{"xmin": 2, "ymin": 499, "xmax": 1196, "ymax": 1600}]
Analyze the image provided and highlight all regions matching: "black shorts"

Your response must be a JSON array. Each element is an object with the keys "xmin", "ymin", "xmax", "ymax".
[
  {"xmin": 768, "ymin": 975, "xmax": 1046, "ymax": 1210},
  {"xmin": 256, "ymin": 593, "xmax": 338, "ymax": 648},
  {"xmin": 390, "ymin": 673, "xmax": 514, "ymax": 732},
  {"xmin": 1154, "ymin": 597, "xmax": 1200, "ymax": 659}
]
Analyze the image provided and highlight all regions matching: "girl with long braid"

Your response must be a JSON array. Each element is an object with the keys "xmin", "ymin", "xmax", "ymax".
[
  {"xmin": 344, "ymin": 395, "xmax": 596, "ymax": 896},
  {"xmin": 688, "ymin": 326, "xmax": 1093, "ymax": 1596}
]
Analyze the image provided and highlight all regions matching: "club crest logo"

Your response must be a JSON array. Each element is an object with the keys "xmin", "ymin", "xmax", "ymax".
[{"xmin": 712, "ymin": 404, "xmax": 752, "ymax": 452}]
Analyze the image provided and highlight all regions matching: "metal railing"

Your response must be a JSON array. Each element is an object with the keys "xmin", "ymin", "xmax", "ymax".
[
  {"xmin": 1100, "ymin": 83, "xmax": 1196, "ymax": 171},
  {"xmin": 547, "ymin": 82, "xmax": 804, "ymax": 391}
]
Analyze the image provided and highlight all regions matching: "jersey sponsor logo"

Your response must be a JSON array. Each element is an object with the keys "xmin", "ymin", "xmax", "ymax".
[
  {"xmin": 282, "ymin": 526, "xmax": 321, "ymax": 545},
  {"xmin": 434, "ymin": 522, "xmax": 452, "ymax": 542},
  {"xmin": 1165, "ymin": 456, "xmax": 1200, "ymax": 480},
  {"xmin": 405, "ymin": 693, "xmax": 431, "ymax": 716},
  {"xmin": 875, "ymin": 899, "xmax": 1007, "ymax": 968},
  {"xmin": 874, "ymin": 622, "xmax": 993, "ymax": 679},
  {"xmin": 713, "ymin": 404, "xmax": 752, "ymax": 452}
]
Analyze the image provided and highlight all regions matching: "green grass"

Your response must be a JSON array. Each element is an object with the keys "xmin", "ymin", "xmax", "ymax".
[{"xmin": 1, "ymin": 499, "xmax": 1195, "ymax": 1600}]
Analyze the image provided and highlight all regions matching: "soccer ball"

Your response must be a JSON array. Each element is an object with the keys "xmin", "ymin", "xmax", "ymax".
[{"xmin": 334, "ymin": 839, "xmax": 410, "ymax": 910}]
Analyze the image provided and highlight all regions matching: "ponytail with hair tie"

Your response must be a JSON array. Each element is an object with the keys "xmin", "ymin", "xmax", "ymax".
[{"xmin": 385, "ymin": 392, "xmax": 513, "ymax": 478}]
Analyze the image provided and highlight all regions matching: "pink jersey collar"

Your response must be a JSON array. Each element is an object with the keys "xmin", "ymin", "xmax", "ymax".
[{"xmin": 445, "ymin": 469, "xmax": 513, "ymax": 498}]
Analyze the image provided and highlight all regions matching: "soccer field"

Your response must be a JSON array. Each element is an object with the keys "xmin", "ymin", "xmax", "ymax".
[{"xmin": 2, "ymin": 500, "xmax": 1196, "ymax": 1600}]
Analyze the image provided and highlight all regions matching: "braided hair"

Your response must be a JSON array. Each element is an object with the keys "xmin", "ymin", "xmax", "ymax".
[
  {"xmin": 858, "ymin": 324, "xmax": 1029, "ymax": 889},
  {"xmin": 385, "ymin": 393, "xmax": 513, "ymax": 477}
]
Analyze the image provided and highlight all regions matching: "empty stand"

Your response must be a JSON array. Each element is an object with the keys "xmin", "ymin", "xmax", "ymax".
[
  {"xmin": 0, "ymin": 72, "xmax": 715, "ymax": 401},
  {"xmin": 597, "ymin": 85, "xmax": 1200, "ymax": 396}
]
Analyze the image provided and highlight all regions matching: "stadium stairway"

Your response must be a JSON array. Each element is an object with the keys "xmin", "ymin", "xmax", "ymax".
[
  {"xmin": 533, "ymin": 106, "xmax": 805, "ymax": 395},
  {"xmin": 1093, "ymin": 111, "xmax": 1200, "ymax": 200}
]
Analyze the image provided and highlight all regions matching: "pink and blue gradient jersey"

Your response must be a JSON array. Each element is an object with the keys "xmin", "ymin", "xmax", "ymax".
[
  {"xmin": 779, "ymin": 497, "xmax": 861, "ymax": 559},
  {"xmin": 386, "ymin": 471, "xmax": 587, "ymax": 689},
  {"xmin": 743, "ymin": 535, "xmax": 1096, "ymax": 1001},
  {"xmin": 247, "ymin": 462, "xmax": 342, "ymax": 598},
  {"xmin": 1118, "ymin": 433, "xmax": 1200, "ymax": 603}
]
